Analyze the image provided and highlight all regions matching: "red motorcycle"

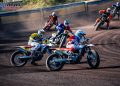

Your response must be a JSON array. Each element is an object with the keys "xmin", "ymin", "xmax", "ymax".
[
  {"xmin": 46, "ymin": 43, "xmax": 100, "ymax": 71},
  {"xmin": 94, "ymin": 14, "xmax": 108, "ymax": 31}
]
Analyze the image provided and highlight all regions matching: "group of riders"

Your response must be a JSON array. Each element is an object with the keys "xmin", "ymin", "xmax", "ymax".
[
  {"xmin": 28, "ymin": 2, "xmax": 120, "ymax": 65},
  {"xmin": 94, "ymin": 2, "xmax": 120, "ymax": 29}
]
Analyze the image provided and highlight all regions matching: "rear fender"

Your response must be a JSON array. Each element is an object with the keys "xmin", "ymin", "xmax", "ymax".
[
  {"xmin": 16, "ymin": 46, "xmax": 31, "ymax": 51},
  {"xmin": 16, "ymin": 47, "xmax": 28, "ymax": 54}
]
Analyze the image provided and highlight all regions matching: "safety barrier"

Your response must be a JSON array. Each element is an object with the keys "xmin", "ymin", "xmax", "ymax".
[
  {"xmin": 0, "ymin": 2, "xmax": 85, "ymax": 25},
  {"xmin": 86, "ymin": 0, "xmax": 114, "ymax": 12},
  {"xmin": 0, "ymin": 1, "xmax": 22, "ymax": 11},
  {"xmin": 42, "ymin": 2, "xmax": 85, "ymax": 17}
]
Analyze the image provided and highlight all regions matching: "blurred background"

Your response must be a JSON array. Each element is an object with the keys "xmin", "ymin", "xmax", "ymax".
[{"xmin": 0, "ymin": 0, "xmax": 98, "ymax": 12}]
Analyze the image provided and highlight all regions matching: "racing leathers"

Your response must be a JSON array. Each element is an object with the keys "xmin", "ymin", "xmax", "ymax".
[
  {"xmin": 66, "ymin": 35, "xmax": 87, "ymax": 53},
  {"xmin": 28, "ymin": 33, "xmax": 50, "ymax": 64},
  {"xmin": 55, "ymin": 23, "xmax": 74, "ymax": 39},
  {"xmin": 28, "ymin": 33, "xmax": 44, "ymax": 51},
  {"xmin": 95, "ymin": 10, "xmax": 112, "ymax": 29},
  {"xmin": 112, "ymin": 2, "xmax": 120, "ymax": 19},
  {"xmin": 43, "ymin": 14, "xmax": 58, "ymax": 30}
]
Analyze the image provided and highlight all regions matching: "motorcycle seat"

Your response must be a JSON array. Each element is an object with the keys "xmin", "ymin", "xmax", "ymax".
[
  {"xmin": 50, "ymin": 48, "xmax": 74, "ymax": 52},
  {"xmin": 24, "ymin": 45, "xmax": 33, "ymax": 48}
]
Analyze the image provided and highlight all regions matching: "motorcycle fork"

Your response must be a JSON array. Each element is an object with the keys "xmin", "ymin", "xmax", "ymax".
[{"xmin": 96, "ymin": 18, "xmax": 101, "ymax": 23}]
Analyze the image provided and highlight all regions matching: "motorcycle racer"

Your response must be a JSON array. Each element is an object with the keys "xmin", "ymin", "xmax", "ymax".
[
  {"xmin": 43, "ymin": 12, "xmax": 58, "ymax": 31},
  {"xmin": 66, "ymin": 30, "xmax": 87, "ymax": 52},
  {"xmin": 94, "ymin": 8, "xmax": 113, "ymax": 29},
  {"xmin": 54, "ymin": 20, "xmax": 74, "ymax": 39},
  {"xmin": 28, "ymin": 30, "xmax": 48, "ymax": 65},
  {"xmin": 112, "ymin": 2, "xmax": 120, "ymax": 19}
]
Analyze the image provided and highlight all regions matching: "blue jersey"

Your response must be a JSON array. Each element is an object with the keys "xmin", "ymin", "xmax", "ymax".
[
  {"xmin": 112, "ymin": 3, "xmax": 120, "ymax": 10},
  {"xmin": 56, "ymin": 23, "xmax": 65, "ymax": 32}
]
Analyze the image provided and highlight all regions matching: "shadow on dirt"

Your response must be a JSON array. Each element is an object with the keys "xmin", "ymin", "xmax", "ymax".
[
  {"xmin": 61, "ymin": 65, "xmax": 120, "ymax": 72},
  {"xmin": 0, "ymin": 63, "xmax": 120, "ymax": 75},
  {"xmin": 0, "ymin": 64, "xmax": 48, "ymax": 75},
  {"xmin": 99, "ymin": 65, "xmax": 120, "ymax": 69}
]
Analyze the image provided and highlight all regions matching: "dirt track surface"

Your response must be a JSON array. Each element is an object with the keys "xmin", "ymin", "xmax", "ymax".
[{"xmin": 0, "ymin": 15, "xmax": 120, "ymax": 86}]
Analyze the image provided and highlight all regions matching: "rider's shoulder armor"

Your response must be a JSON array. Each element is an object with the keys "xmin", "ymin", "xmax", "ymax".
[{"xmin": 99, "ymin": 10, "xmax": 106, "ymax": 14}]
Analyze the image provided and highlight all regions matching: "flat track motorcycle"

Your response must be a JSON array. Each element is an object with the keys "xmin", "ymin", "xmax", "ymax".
[
  {"xmin": 111, "ymin": 4, "xmax": 120, "ymax": 19},
  {"xmin": 94, "ymin": 14, "xmax": 108, "ymax": 31},
  {"xmin": 46, "ymin": 43, "xmax": 100, "ymax": 71},
  {"xmin": 11, "ymin": 44, "xmax": 51, "ymax": 67},
  {"xmin": 47, "ymin": 31, "xmax": 69, "ymax": 48}
]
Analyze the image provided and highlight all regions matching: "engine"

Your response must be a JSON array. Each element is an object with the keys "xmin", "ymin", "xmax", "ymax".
[
  {"xmin": 34, "ymin": 51, "xmax": 43, "ymax": 61},
  {"xmin": 65, "ymin": 51, "xmax": 79, "ymax": 60}
]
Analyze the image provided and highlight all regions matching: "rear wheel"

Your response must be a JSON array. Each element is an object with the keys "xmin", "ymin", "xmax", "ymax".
[
  {"xmin": 87, "ymin": 50, "xmax": 100, "ymax": 68},
  {"xmin": 11, "ymin": 51, "xmax": 27, "ymax": 67},
  {"xmin": 46, "ymin": 54, "xmax": 64, "ymax": 71}
]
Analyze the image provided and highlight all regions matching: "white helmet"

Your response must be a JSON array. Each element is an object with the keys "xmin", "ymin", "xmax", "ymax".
[
  {"xmin": 64, "ymin": 20, "xmax": 69, "ymax": 26},
  {"xmin": 106, "ymin": 8, "xmax": 111, "ymax": 13},
  {"xmin": 38, "ymin": 29, "xmax": 44, "ymax": 37},
  {"xmin": 75, "ymin": 30, "xmax": 86, "ymax": 37},
  {"xmin": 52, "ymin": 12, "xmax": 56, "ymax": 16},
  {"xmin": 116, "ymin": 2, "xmax": 120, "ymax": 6}
]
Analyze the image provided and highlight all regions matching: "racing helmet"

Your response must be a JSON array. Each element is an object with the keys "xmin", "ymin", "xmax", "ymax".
[
  {"xmin": 52, "ymin": 12, "xmax": 56, "ymax": 16},
  {"xmin": 116, "ymin": 2, "xmax": 120, "ymax": 6},
  {"xmin": 64, "ymin": 20, "xmax": 69, "ymax": 26},
  {"xmin": 75, "ymin": 30, "xmax": 86, "ymax": 37},
  {"xmin": 38, "ymin": 29, "xmax": 44, "ymax": 37},
  {"xmin": 106, "ymin": 8, "xmax": 111, "ymax": 13},
  {"xmin": 31, "ymin": 33, "xmax": 38, "ymax": 38}
]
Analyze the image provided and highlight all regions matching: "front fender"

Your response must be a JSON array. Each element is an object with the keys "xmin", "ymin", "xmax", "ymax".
[{"xmin": 54, "ymin": 50, "xmax": 63, "ymax": 56}]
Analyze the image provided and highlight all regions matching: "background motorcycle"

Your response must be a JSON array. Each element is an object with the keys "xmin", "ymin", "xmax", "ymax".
[
  {"xmin": 111, "ymin": 4, "xmax": 120, "ymax": 20},
  {"xmin": 43, "ymin": 20, "xmax": 57, "ymax": 31},
  {"xmin": 94, "ymin": 14, "xmax": 108, "ymax": 31},
  {"xmin": 47, "ymin": 30, "xmax": 69, "ymax": 48},
  {"xmin": 46, "ymin": 42, "xmax": 100, "ymax": 71},
  {"xmin": 11, "ymin": 44, "xmax": 51, "ymax": 67}
]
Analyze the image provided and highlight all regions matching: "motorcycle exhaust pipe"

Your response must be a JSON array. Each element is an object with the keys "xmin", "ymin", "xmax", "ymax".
[{"xmin": 19, "ymin": 56, "xmax": 31, "ymax": 60}]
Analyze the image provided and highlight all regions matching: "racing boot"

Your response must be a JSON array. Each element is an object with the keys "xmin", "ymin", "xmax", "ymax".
[
  {"xmin": 31, "ymin": 60, "xmax": 38, "ymax": 66},
  {"xmin": 30, "ymin": 50, "xmax": 38, "ymax": 66}
]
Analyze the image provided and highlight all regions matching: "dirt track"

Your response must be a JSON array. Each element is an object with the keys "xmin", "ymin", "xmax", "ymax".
[{"xmin": 0, "ymin": 14, "xmax": 120, "ymax": 86}]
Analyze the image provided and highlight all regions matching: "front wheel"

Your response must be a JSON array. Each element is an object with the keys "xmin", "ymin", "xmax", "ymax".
[
  {"xmin": 10, "ymin": 51, "xmax": 27, "ymax": 67},
  {"xmin": 46, "ymin": 54, "xmax": 64, "ymax": 71},
  {"xmin": 59, "ymin": 36, "xmax": 66, "ymax": 48},
  {"xmin": 87, "ymin": 50, "xmax": 100, "ymax": 69},
  {"xmin": 95, "ymin": 21, "xmax": 104, "ymax": 31}
]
